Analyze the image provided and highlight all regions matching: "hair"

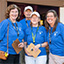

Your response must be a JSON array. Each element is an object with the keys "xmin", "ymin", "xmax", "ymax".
[
  {"xmin": 5, "ymin": 4, "xmax": 21, "ymax": 21},
  {"xmin": 45, "ymin": 10, "xmax": 59, "ymax": 32}
]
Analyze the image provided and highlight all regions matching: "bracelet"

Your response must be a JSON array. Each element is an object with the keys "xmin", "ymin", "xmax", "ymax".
[{"xmin": 40, "ymin": 44, "xmax": 42, "ymax": 47}]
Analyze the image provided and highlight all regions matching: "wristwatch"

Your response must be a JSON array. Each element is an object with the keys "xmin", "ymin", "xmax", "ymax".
[{"xmin": 40, "ymin": 44, "xmax": 42, "ymax": 47}]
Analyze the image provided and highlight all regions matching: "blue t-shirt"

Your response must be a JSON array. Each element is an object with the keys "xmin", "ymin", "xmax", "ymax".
[
  {"xmin": 20, "ymin": 18, "xmax": 31, "ymax": 42},
  {"xmin": 0, "ymin": 18, "xmax": 24, "ymax": 54},
  {"xmin": 25, "ymin": 26, "xmax": 47, "ymax": 56},
  {"xmin": 20, "ymin": 18, "xmax": 31, "ymax": 30},
  {"xmin": 47, "ymin": 23, "xmax": 64, "ymax": 56}
]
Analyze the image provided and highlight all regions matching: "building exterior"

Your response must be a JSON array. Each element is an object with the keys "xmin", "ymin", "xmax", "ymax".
[
  {"xmin": 0, "ymin": 0, "xmax": 64, "ymax": 23},
  {"xmin": 0, "ymin": 0, "xmax": 64, "ymax": 64}
]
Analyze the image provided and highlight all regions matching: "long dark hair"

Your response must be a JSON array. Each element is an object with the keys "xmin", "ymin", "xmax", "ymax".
[{"xmin": 45, "ymin": 10, "xmax": 59, "ymax": 32}]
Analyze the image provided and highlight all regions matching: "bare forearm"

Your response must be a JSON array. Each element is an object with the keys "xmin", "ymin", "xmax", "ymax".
[
  {"xmin": 37, "ymin": 42, "xmax": 48, "ymax": 48},
  {"xmin": 41, "ymin": 42, "xmax": 48, "ymax": 47}
]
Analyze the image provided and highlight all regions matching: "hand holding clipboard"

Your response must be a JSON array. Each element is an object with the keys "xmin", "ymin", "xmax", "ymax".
[
  {"xmin": 12, "ymin": 39, "xmax": 24, "ymax": 54},
  {"xmin": 26, "ymin": 43, "xmax": 41, "ymax": 58}
]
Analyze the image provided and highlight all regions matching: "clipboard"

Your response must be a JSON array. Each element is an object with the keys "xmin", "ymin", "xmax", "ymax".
[
  {"xmin": 12, "ymin": 39, "xmax": 23, "ymax": 54},
  {"xmin": 26, "ymin": 43, "xmax": 41, "ymax": 58}
]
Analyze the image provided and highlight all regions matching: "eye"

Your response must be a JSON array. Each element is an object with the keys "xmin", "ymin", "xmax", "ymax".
[
  {"xmin": 11, "ymin": 11, "xmax": 14, "ymax": 13},
  {"xmin": 15, "ymin": 11, "xmax": 18, "ymax": 13}
]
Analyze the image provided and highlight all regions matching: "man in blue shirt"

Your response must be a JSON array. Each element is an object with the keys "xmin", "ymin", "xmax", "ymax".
[
  {"xmin": 19, "ymin": 6, "xmax": 33, "ymax": 64},
  {"xmin": 20, "ymin": 6, "xmax": 33, "ymax": 30},
  {"xmin": 20, "ymin": 6, "xmax": 33, "ymax": 42}
]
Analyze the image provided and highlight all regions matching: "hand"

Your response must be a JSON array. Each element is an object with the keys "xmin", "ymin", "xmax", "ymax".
[
  {"xmin": 24, "ymin": 42, "xmax": 27, "ymax": 49},
  {"xmin": 18, "ymin": 42, "xmax": 24, "ymax": 48},
  {"xmin": 34, "ymin": 44, "xmax": 40, "ymax": 52},
  {"xmin": 25, "ymin": 49, "xmax": 32, "ymax": 56}
]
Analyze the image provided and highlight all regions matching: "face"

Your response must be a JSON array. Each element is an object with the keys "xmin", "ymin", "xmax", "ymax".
[
  {"xmin": 31, "ymin": 15, "xmax": 40, "ymax": 25},
  {"xmin": 9, "ymin": 8, "xmax": 18, "ymax": 20},
  {"xmin": 46, "ymin": 12, "xmax": 56, "ymax": 25},
  {"xmin": 24, "ymin": 9, "xmax": 32, "ymax": 18}
]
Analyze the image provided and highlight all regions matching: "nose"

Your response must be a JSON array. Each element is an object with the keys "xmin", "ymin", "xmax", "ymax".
[{"xmin": 13, "ymin": 13, "xmax": 17, "ymax": 16}]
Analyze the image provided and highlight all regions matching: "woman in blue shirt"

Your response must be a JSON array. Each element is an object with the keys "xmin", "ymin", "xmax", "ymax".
[
  {"xmin": 24, "ymin": 11, "xmax": 48, "ymax": 64},
  {"xmin": 45, "ymin": 10, "xmax": 64, "ymax": 64},
  {"xmin": 0, "ymin": 4, "xmax": 24, "ymax": 64}
]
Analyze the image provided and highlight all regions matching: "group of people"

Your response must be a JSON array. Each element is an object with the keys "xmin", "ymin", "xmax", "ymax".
[{"xmin": 0, "ymin": 4, "xmax": 64, "ymax": 64}]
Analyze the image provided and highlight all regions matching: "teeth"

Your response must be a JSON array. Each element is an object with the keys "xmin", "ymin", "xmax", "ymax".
[{"xmin": 49, "ymin": 20, "xmax": 52, "ymax": 22}]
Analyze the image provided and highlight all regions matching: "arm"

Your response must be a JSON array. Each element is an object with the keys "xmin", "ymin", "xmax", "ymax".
[
  {"xmin": 34, "ymin": 42, "xmax": 48, "ymax": 51},
  {"xmin": 60, "ymin": 24, "xmax": 64, "ymax": 41},
  {"xmin": 0, "ymin": 20, "xmax": 8, "ymax": 40},
  {"xmin": 37, "ymin": 42, "xmax": 48, "ymax": 48},
  {"xmin": 34, "ymin": 27, "xmax": 48, "ymax": 51}
]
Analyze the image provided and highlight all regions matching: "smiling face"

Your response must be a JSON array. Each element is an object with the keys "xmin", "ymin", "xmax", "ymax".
[
  {"xmin": 9, "ymin": 8, "xmax": 18, "ymax": 20},
  {"xmin": 24, "ymin": 9, "xmax": 32, "ymax": 18},
  {"xmin": 46, "ymin": 12, "xmax": 56, "ymax": 25},
  {"xmin": 31, "ymin": 15, "xmax": 40, "ymax": 25}
]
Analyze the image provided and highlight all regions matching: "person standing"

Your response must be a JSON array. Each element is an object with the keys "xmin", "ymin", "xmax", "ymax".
[
  {"xmin": 45, "ymin": 10, "xmax": 64, "ymax": 64},
  {"xmin": 24, "ymin": 11, "xmax": 48, "ymax": 64},
  {"xmin": 19, "ymin": 6, "xmax": 33, "ymax": 64},
  {"xmin": 20, "ymin": 6, "xmax": 33, "ymax": 30},
  {"xmin": 0, "ymin": 4, "xmax": 24, "ymax": 64}
]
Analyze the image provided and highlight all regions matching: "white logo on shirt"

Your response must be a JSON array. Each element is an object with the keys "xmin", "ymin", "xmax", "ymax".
[
  {"xmin": 19, "ymin": 27, "xmax": 21, "ymax": 31},
  {"xmin": 54, "ymin": 32, "xmax": 58, "ymax": 36},
  {"xmin": 39, "ymin": 31, "xmax": 43, "ymax": 34},
  {"xmin": 40, "ymin": 32, "xmax": 41, "ymax": 34}
]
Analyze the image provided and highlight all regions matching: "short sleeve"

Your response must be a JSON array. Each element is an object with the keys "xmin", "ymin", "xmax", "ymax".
[{"xmin": 60, "ymin": 23, "xmax": 64, "ymax": 42}]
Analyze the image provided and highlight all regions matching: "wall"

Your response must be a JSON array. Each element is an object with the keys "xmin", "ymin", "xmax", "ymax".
[
  {"xmin": 7, "ymin": 0, "xmax": 64, "ymax": 7},
  {"xmin": 0, "ymin": 0, "xmax": 7, "ymax": 23},
  {"xmin": 60, "ymin": 7, "xmax": 64, "ymax": 24}
]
